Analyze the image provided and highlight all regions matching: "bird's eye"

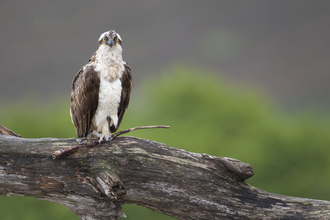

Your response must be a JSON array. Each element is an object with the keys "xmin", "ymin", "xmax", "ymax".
[
  {"xmin": 114, "ymin": 36, "xmax": 118, "ymax": 42},
  {"xmin": 103, "ymin": 37, "xmax": 107, "ymax": 42}
]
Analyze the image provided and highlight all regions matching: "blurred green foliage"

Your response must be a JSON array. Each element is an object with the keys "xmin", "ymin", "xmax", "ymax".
[{"xmin": 1, "ymin": 65, "xmax": 330, "ymax": 219}]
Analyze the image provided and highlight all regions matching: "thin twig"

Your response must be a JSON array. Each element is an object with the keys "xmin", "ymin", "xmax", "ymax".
[
  {"xmin": 52, "ymin": 140, "xmax": 98, "ymax": 159},
  {"xmin": 111, "ymin": 125, "xmax": 170, "ymax": 139},
  {"xmin": 53, "ymin": 125, "xmax": 170, "ymax": 159}
]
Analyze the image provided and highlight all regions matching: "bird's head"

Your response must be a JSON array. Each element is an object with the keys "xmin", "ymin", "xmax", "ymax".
[{"xmin": 97, "ymin": 30, "xmax": 123, "ymax": 50}]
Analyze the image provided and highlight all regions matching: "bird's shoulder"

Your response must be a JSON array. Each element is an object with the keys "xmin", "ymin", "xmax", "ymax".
[
  {"xmin": 121, "ymin": 62, "xmax": 133, "ymax": 86},
  {"xmin": 71, "ymin": 65, "xmax": 100, "ymax": 92}
]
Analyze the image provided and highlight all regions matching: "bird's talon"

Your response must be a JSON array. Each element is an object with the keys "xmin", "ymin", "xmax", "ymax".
[{"xmin": 79, "ymin": 138, "xmax": 88, "ymax": 145}]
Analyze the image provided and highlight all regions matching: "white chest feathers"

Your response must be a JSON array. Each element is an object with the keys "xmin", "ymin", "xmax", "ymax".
[{"xmin": 92, "ymin": 76, "xmax": 122, "ymax": 130}]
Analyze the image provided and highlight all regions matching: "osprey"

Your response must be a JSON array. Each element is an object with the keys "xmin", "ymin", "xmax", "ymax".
[{"xmin": 70, "ymin": 30, "xmax": 132, "ymax": 143}]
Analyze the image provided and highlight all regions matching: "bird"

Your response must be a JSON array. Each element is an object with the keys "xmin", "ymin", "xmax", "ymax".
[{"xmin": 70, "ymin": 30, "xmax": 132, "ymax": 144}]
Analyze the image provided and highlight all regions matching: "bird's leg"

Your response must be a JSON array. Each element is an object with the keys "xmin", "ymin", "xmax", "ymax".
[
  {"xmin": 79, "ymin": 137, "xmax": 89, "ymax": 145},
  {"xmin": 78, "ymin": 130, "xmax": 97, "ymax": 144},
  {"xmin": 89, "ymin": 130, "xmax": 111, "ymax": 145},
  {"xmin": 103, "ymin": 135, "xmax": 111, "ymax": 144},
  {"xmin": 98, "ymin": 134, "xmax": 111, "ymax": 145}
]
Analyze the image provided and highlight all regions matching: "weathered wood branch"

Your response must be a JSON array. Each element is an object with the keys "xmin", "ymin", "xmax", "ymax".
[{"xmin": 0, "ymin": 134, "xmax": 330, "ymax": 219}]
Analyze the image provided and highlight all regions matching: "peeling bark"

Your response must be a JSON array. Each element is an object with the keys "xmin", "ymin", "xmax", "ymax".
[{"xmin": 0, "ymin": 134, "xmax": 329, "ymax": 220}]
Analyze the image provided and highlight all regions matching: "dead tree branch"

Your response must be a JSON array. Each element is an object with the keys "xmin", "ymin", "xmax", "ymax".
[{"xmin": 0, "ymin": 134, "xmax": 329, "ymax": 219}]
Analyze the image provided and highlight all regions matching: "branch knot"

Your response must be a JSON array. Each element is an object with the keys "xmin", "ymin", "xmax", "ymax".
[{"xmin": 96, "ymin": 171, "xmax": 126, "ymax": 200}]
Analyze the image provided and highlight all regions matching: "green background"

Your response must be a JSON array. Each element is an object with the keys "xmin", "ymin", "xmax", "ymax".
[{"xmin": 1, "ymin": 65, "xmax": 329, "ymax": 219}]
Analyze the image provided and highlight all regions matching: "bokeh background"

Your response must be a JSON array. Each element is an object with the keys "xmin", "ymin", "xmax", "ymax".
[{"xmin": 1, "ymin": 1, "xmax": 330, "ymax": 219}]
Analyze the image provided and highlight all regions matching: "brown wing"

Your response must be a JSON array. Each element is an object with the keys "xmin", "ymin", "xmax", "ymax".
[
  {"xmin": 70, "ymin": 65, "xmax": 100, "ymax": 137},
  {"xmin": 110, "ymin": 63, "xmax": 133, "ymax": 133}
]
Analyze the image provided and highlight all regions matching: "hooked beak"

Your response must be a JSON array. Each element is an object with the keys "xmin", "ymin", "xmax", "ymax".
[{"xmin": 107, "ymin": 38, "xmax": 115, "ymax": 47}]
